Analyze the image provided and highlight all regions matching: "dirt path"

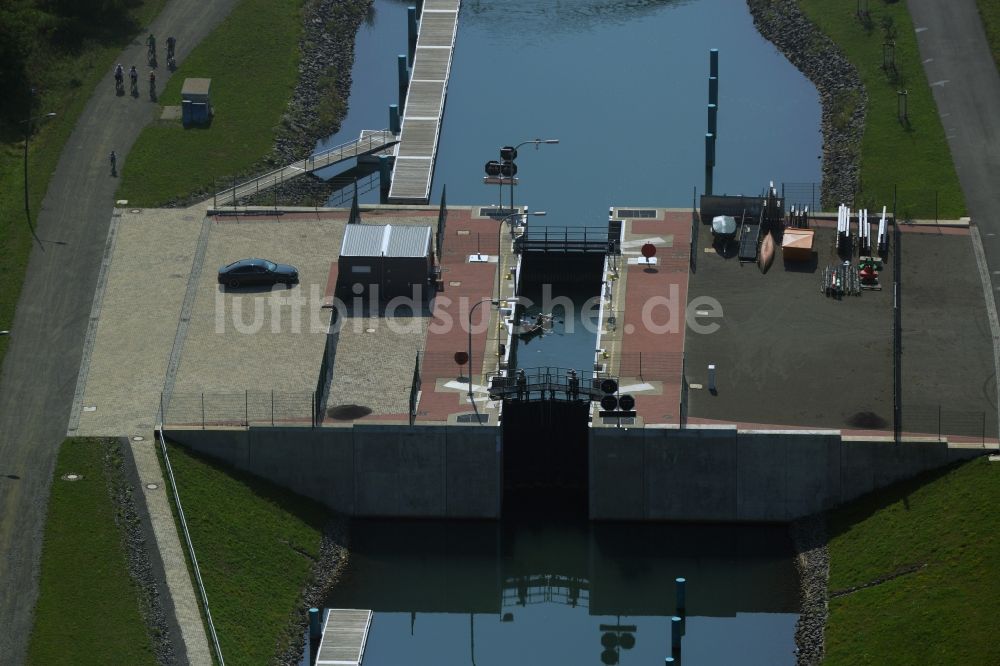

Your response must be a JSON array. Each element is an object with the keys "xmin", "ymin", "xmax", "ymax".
[{"xmin": 0, "ymin": 0, "xmax": 239, "ymax": 661}]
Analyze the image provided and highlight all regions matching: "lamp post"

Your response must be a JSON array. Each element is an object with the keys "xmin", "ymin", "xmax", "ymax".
[
  {"xmin": 22, "ymin": 90, "xmax": 56, "ymax": 245},
  {"xmin": 502, "ymin": 138, "xmax": 558, "ymax": 213},
  {"xmin": 468, "ymin": 297, "xmax": 498, "ymax": 424}
]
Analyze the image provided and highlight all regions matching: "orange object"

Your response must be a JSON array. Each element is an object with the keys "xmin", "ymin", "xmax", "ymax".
[{"xmin": 782, "ymin": 228, "xmax": 815, "ymax": 262}]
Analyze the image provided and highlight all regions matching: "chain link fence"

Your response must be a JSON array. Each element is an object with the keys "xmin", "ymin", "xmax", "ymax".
[{"xmin": 163, "ymin": 391, "xmax": 317, "ymax": 429}]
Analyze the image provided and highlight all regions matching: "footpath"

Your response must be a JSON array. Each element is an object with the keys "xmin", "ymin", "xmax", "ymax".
[{"xmin": 0, "ymin": 0, "xmax": 238, "ymax": 662}]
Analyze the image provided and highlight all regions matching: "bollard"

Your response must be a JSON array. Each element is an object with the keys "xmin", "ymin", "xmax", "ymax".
[
  {"xmin": 389, "ymin": 104, "xmax": 400, "ymax": 134},
  {"xmin": 707, "ymin": 104, "xmax": 717, "ymax": 137},
  {"xmin": 676, "ymin": 577, "xmax": 687, "ymax": 614},
  {"xmin": 379, "ymin": 154, "xmax": 392, "ymax": 202},
  {"xmin": 704, "ymin": 133, "xmax": 715, "ymax": 196},
  {"xmin": 671, "ymin": 616, "xmax": 682, "ymax": 654},
  {"xmin": 309, "ymin": 607, "xmax": 321, "ymax": 640},
  {"xmin": 408, "ymin": 7, "xmax": 418, "ymax": 64},
  {"xmin": 710, "ymin": 48, "xmax": 719, "ymax": 78},
  {"xmin": 708, "ymin": 364, "xmax": 717, "ymax": 393},
  {"xmin": 708, "ymin": 76, "xmax": 718, "ymax": 106},
  {"xmin": 398, "ymin": 55, "xmax": 409, "ymax": 111}
]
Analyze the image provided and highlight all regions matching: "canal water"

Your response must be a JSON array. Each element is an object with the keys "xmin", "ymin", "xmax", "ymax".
[
  {"xmin": 323, "ymin": 519, "xmax": 800, "ymax": 665},
  {"xmin": 314, "ymin": 2, "xmax": 818, "ymax": 661}
]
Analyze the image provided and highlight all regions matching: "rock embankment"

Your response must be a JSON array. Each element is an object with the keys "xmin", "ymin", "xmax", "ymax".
[
  {"xmin": 275, "ymin": 520, "xmax": 350, "ymax": 666},
  {"xmin": 789, "ymin": 513, "xmax": 829, "ymax": 666},
  {"xmin": 747, "ymin": 0, "xmax": 866, "ymax": 208}
]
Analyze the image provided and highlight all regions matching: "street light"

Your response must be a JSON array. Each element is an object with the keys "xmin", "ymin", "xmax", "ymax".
[
  {"xmin": 468, "ymin": 297, "xmax": 499, "ymax": 425},
  {"xmin": 484, "ymin": 138, "xmax": 558, "ymax": 214},
  {"xmin": 22, "ymin": 90, "xmax": 56, "ymax": 245},
  {"xmin": 504, "ymin": 139, "xmax": 558, "ymax": 213}
]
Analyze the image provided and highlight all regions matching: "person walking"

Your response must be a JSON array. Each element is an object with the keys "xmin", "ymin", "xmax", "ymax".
[{"xmin": 109, "ymin": 150, "xmax": 117, "ymax": 176}]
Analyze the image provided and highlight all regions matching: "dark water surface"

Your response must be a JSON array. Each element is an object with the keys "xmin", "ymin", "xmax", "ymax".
[{"xmin": 324, "ymin": 519, "xmax": 800, "ymax": 665}]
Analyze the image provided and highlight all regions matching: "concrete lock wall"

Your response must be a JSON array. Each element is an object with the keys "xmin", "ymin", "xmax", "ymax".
[
  {"xmin": 590, "ymin": 427, "xmax": 985, "ymax": 522},
  {"xmin": 166, "ymin": 425, "xmax": 501, "ymax": 518}
]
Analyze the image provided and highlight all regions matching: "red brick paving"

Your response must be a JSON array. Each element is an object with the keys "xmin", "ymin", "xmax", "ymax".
[
  {"xmin": 417, "ymin": 209, "xmax": 501, "ymax": 422},
  {"xmin": 619, "ymin": 211, "xmax": 692, "ymax": 426}
]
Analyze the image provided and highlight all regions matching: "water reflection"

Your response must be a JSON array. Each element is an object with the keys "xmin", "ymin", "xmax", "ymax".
[
  {"xmin": 460, "ymin": 0, "xmax": 691, "ymax": 35},
  {"xmin": 326, "ymin": 519, "xmax": 799, "ymax": 665}
]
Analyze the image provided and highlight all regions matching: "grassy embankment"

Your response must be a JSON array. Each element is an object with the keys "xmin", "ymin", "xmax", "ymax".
[
  {"xmin": 162, "ymin": 441, "xmax": 333, "ymax": 664},
  {"xmin": 797, "ymin": 0, "xmax": 965, "ymax": 219},
  {"xmin": 0, "ymin": 0, "xmax": 165, "ymax": 370},
  {"xmin": 824, "ymin": 457, "xmax": 1000, "ymax": 665},
  {"xmin": 27, "ymin": 439, "xmax": 157, "ymax": 665},
  {"xmin": 117, "ymin": 0, "xmax": 304, "ymax": 206},
  {"xmin": 978, "ymin": 0, "xmax": 1000, "ymax": 72}
]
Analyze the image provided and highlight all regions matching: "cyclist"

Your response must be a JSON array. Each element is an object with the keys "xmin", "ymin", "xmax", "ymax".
[
  {"xmin": 109, "ymin": 151, "xmax": 117, "ymax": 175},
  {"xmin": 166, "ymin": 36, "xmax": 176, "ymax": 59},
  {"xmin": 129, "ymin": 65, "xmax": 138, "ymax": 93},
  {"xmin": 146, "ymin": 33, "xmax": 156, "ymax": 61}
]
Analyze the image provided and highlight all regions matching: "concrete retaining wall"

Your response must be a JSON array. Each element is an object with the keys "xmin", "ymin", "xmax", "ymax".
[
  {"xmin": 166, "ymin": 425, "xmax": 500, "ymax": 518},
  {"xmin": 590, "ymin": 427, "xmax": 985, "ymax": 522}
]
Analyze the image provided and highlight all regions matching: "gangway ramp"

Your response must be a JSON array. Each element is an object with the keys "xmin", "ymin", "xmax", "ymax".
[
  {"xmin": 316, "ymin": 609, "xmax": 372, "ymax": 666},
  {"xmin": 387, "ymin": 0, "xmax": 460, "ymax": 204},
  {"xmin": 212, "ymin": 130, "xmax": 396, "ymax": 206}
]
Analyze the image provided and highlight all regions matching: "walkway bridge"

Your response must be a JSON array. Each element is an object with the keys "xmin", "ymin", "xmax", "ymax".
[
  {"xmin": 387, "ymin": 0, "xmax": 461, "ymax": 204},
  {"xmin": 212, "ymin": 129, "xmax": 397, "ymax": 206}
]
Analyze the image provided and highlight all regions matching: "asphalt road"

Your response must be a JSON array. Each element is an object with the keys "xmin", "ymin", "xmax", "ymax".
[
  {"xmin": 907, "ymin": 1, "xmax": 1000, "ymax": 284},
  {"xmin": 907, "ymin": 0, "xmax": 1000, "ymax": 436},
  {"xmin": 0, "ymin": 0, "xmax": 238, "ymax": 661}
]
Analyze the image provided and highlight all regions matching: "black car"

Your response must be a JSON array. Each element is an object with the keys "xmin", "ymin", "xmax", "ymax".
[{"xmin": 218, "ymin": 258, "xmax": 299, "ymax": 288}]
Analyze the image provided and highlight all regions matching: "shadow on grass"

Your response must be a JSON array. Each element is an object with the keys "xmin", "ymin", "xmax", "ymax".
[
  {"xmin": 824, "ymin": 459, "xmax": 966, "ymax": 541},
  {"xmin": 166, "ymin": 440, "xmax": 331, "ymax": 532}
]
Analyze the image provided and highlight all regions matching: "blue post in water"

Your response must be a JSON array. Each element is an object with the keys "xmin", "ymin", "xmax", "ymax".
[
  {"xmin": 398, "ymin": 54, "xmax": 409, "ymax": 112},
  {"xmin": 708, "ymin": 76, "xmax": 718, "ymax": 106},
  {"xmin": 676, "ymin": 577, "xmax": 687, "ymax": 614},
  {"xmin": 707, "ymin": 104, "xmax": 717, "ymax": 137},
  {"xmin": 309, "ymin": 607, "xmax": 321, "ymax": 640},
  {"xmin": 408, "ymin": 7, "xmax": 418, "ymax": 65},
  {"xmin": 671, "ymin": 616, "xmax": 683, "ymax": 655},
  {"xmin": 389, "ymin": 104, "xmax": 400, "ymax": 134},
  {"xmin": 705, "ymin": 133, "xmax": 715, "ymax": 196},
  {"xmin": 710, "ymin": 48, "xmax": 719, "ymax": 78},
  {"xmin": 379, "ymin": 154, "xmax": 392, "ymax": 202}
]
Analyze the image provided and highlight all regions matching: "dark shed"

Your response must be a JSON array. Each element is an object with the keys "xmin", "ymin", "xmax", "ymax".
[{"xmin": 338, "ymin": 224, "xmax": 433, "ymax": 300}]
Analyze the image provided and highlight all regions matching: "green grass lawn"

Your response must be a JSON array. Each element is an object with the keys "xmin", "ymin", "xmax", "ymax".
[
  {"xmin": 824, "ymin": 457, "xmax": 1000, "ymax": 665},
  {"xmin": 0, "ymin": 0, "xmax": 165, "ymax": 370},
  {"xmin": 798, "ymin": 0, "xmax": 965, "ymax": 219},
  {"xmin": 163, "ymin": 441, "xmax": 333, "ymax": 664},
  {"xmin": 978, "ymin": 0, "xmax": 1000, "ymax": 73},
  {"xmin": 27, "ymin": 438, "xmax": 157, "ymax": 665},
  {"xmin": 118, "ymin": 0, "xmax": 303, "ymax": 206}
]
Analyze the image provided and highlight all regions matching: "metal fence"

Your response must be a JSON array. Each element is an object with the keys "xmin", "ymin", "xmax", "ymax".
[
  {"xmin": 614, "ymin": 351, "xmax": 683, "ymax": 382},
  {"xmin": 902, "ymin": 405, "xmax": 996, "ymax": 444},
  {"xmin": 163, "ymin": 391, "xmax": 317, "ymax": 429},
  {"xmin": 781, "ymin": 181, "xmax": 953, "ymax": 222}
]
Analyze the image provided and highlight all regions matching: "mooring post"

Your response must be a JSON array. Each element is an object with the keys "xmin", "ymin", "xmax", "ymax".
[
  {"xmin": 379, "ymin": 154, "xmax": 392, "ymax": 203},
  {"xmin": 671, "ymin": 616, "xmax": 682, "ymax": 655},
  {"xmin": 309, "ymin": 607, "xmax": 321, "ymax": 640},
  {"xmin": 389, "ymin": 103, "xmax": 400, "ymax": 134},
  {"xmin": 398, "ymin": 54, "xmax": 409, "ymax": 112},
  {"xmin": 408, "ymin": 7, "xmax": 418, "ymax": 65},
  {"xmin": 704, "ymin": 133, "xmax": 715, "ymax": 196},
  {"xmin": 708, "ymin": 76, "xmax": 718, "ymax": 107},
  {"xmin": 710, "ymin": 47, "xmax": 718, "ymax": 78},
  {"xmin": 707, "ymin": 103, "xmax": 717, "ymax": 137},
  {"xmin": 675, "ymin": 577, "xmax": 687, "ymax": 614}
]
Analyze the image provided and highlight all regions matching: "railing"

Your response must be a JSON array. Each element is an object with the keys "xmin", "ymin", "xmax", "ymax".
[
  {"xmin": 409, "ymin": 352, "xmax": 421, "ymax": 426},
  {"xmin": 502, "ymin": 575, "xmax": 590, "ymax": 608},
  {"xmin": 514, "ymin": 226, "xmax": 619, "ymax": 254},
  {"xmin": 214, "ymin": 129, "xmax": 395, "ymax": 206},
  {"xmin": 154, "ymin": 427, "xmax": 225, "ymax": 665},
  {"xmin": 902, "ymin": 406, "xmax": 996, "ymax": 445},
  {"xmin": 612, "ymin": 351, "xmax": 683, "ymax": 382},
  {"xmin": 781, "ymin": 181, "xmax": 954, "ymax": 221},
  {"xmin": 488, "ymin": 366, "xmax": 612, "ymax": 402}
]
